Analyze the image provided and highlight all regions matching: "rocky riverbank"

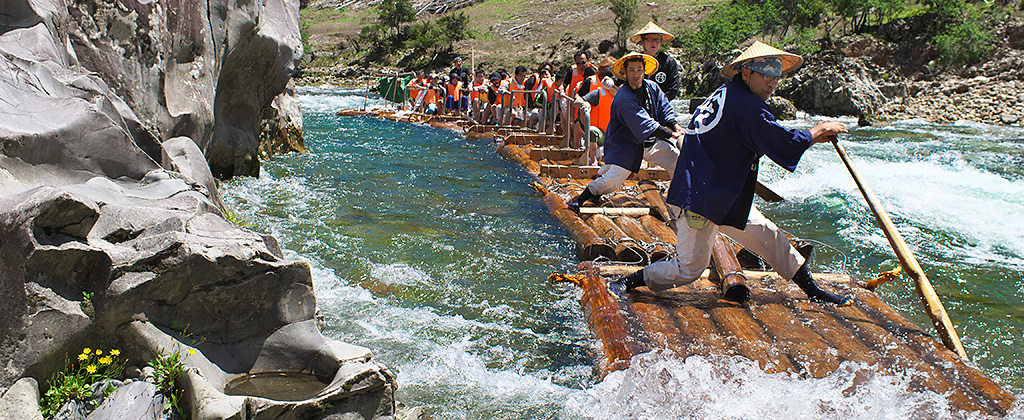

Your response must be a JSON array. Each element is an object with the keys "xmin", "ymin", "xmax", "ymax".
[{"xmin": 0, "ymin": 0, "xmax": 411, "ymax": 418}]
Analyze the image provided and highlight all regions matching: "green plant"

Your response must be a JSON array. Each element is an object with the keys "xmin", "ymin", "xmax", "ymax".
[
  {"xmin": 932, "ymin": 3, "xmax": 1000, "ymax": 69},
  {"xmin": 41, "ymin": 348, "xmax": 126, "ymax": 417},
  {"xmin": 149, "ymin": 349, "xmax": 194, "ymax": 419},
  {"xmin": 609, "ymin": 0, "xmax": 639, "ymax": 52},
  {"xmin": 80, "ymin": 291, "xmax": 94, "ymax": 317}
]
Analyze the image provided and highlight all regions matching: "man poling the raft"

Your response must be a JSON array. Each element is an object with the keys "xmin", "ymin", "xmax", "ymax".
[
  {"xmin": 566, "ymin": 52, "xmax": 684, "ymax": 213},
  {"xmin": 609, "ymin": 41, "xmax": 853, "ymax": 306}
]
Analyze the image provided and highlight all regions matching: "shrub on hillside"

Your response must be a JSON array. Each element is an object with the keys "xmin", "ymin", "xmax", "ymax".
[{"xmin": 932, "ymin": 3, "xmax": 1005, "ymax": 69}]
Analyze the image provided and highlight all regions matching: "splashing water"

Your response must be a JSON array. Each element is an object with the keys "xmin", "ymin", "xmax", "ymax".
[{"xmin": 220, "ymin": 87, "xmax": 1024, "ymax": 419}]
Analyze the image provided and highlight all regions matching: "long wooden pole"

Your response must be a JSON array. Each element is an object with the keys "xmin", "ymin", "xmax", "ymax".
[{"xmin": 831, "ymin": 138, "xmax": 968, "ymax": 360}]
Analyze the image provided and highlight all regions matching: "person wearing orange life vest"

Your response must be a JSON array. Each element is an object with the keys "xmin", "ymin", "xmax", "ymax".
[
  {"xmin": 421, "ymin": 73, "xmax": 442, "ymax": 114},
  {"xmin": 574, "ymin": 75, "xmax": 623, "ymax": 166},
  {"xmin": 481, "ymin": 72, "xmax": 504, "ymax": 125},
  {"xmin": 506, "ymin": 66, "xmax": 538, "ymax": 127},
  {"xmin": 595, "ymin": 55, "xmax": 616, "ymax": 84},
  {"xmin": 564, "ymin": 51, "xmax": 596, "ymax": 98},
  {"xmin": 406, "ymin": 71, "xmax": 427, "ymax": 111},
  {"xmin": 444, "ymin": 75, "xmax": 464, "ymax": 115},
  {"xmin": 469, "ymin": 68, "xmax": 488, "ymax": 122}
]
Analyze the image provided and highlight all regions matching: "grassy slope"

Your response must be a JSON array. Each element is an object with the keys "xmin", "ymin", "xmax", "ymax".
[{"xmin": 300, "ymin": 0, "xmax": 722, "ymax": 72}]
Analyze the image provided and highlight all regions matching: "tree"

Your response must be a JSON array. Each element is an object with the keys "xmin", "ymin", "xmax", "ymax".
[
  {"xmin": 610, "ymin": 0, "xmax": 639, "ymax": 52},
  {"xmin": 378, "ymin": 0, "xmax": 416, "ymax": 39}
]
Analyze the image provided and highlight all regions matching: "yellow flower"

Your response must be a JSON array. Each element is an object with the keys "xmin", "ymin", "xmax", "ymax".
[
  {"xmin": 99, "ymin": 356, "xmax": 112, "ymax": 365},
  {"xmin": 110, "ymin": 349, "xmax": 120, "ymax": 356},
  {"xmin": 86, "ymin": 365, "xmax": 97, "ymax": 374},
  {"xmin": 94, "ymin": 349, "xmax": 102, "ymax": 355},
  {"xmin": 188, "ymin": 349, "xmax": 196, "ymax": 355},
  {"xmin": 82, "ymin": 348, "xmax": 91, "ymax": 355},
  {"xmin": 78, "ymin": 353, "xmax": 88, "ymax": 361}
]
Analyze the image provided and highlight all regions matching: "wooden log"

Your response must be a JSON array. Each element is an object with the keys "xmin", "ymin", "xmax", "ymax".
[
  {"xmin": 614, "ymin": 216, "xmax": 671, "ymax": 262},
  {"xmin": 828, "ymin": 302, "xmax": 984, "ymax": 412},
  {"xmin": 748, "ymin": 302, "xmax": 843, "ymax": 378},
  {"xmin": 504, "ymin": 133, "xmax": 564, "ymax": 147},
  {"xmin": 497, "ymin": 143, "xmax": 540, "ymax": 175},
  {"xmin": 565, "ymin": 272, "xmax": 642, "ymax": 374},
  {"xmin": 579, "ymin": 207, "xmax": 650, "ymax": 216},
  {"xmin": 706, "ymin": 304, "xmax": 798, "ymax": 374},
  {"xmin": 603, "ymin": 193, "xmax": 646, "ymax": 208},
  {"xmin": 552, "ymin": 208, "xmax": 615, "ymax": 261},
  {"xmin": 639, "ymin": 215, "xmax": 676, "ymax": 246},
  {"xmin": 586, "ymin": 214, "xmax": 648, "ymax": 265},
  {"xmin": 850, "ymin": 289, "xmax": 1017, "ymax": 415},
  {"xmin": 638, "ymin": 180, "xmax": 671, "ymax": 222},
  {"xmin": 710, "ymin": 234, "xmax": 750, "ymax": 302},
  {"xmin": 631, "ymin": 299, "xmax": 692, "ymax": 357},
  {"xmin": 540, "ymin": 164, "xmax": 601, "ymax": 179},
  {"xmin": 529, "ymin": 147, "xmax": 586, "ymax": 162}
]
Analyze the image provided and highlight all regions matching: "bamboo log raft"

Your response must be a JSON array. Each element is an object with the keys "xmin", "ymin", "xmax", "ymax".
[{"xmin": 334, "ymin": 109, "xmax": 1017, "ymax": 417}]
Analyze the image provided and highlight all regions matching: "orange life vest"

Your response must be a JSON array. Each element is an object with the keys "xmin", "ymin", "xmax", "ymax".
[
  {"xmin": 423, "ymin": 86, "xmax": 438, "ymax": 104},
  {"xmin": 470, "ymin": 80, "xmax": 485, "ymax": 101},
  {"xmin": 407, "ymin": 78, "xmax": 426, "ymax": 99},
  {"xmin": 446, "ymin": 81, "xmax": 462, "ymax": 101},
  {"xmin": 591, "ymin": 86, "xmax": 614, "ymax": 131},
  {"xmin": 511, "ymin": 77, "xmax": 527, "ymax": 108},
  {"xmin": 574, "ymin": 75, "xmax": 599, "ymax": 97},
  {"xmin": 566, "ymin": 63, "xmax": 596, "ymax": 97}
]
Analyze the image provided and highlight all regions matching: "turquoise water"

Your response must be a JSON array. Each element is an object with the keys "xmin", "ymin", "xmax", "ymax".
[{"xmin": 222, "ymin": 87, "xmax": 1024, "ymax": 419}]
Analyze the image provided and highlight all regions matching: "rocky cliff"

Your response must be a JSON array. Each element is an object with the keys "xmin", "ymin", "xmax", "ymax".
[{"xmin": 0, "ymin": 0, "xmax": 399, "ymax": 418}]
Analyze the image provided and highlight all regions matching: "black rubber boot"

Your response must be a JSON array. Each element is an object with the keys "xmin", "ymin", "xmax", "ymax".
[
  {"xmin": 567, "ymin": 187, "xmax": 599, "ymax": 213},
  {"xmin": 608, "ymin": 269, "xmax": 645, "ymax": 297},
  {"xmin": 792, "ymin": 264, "xmax": 851, "ymax": 306}
]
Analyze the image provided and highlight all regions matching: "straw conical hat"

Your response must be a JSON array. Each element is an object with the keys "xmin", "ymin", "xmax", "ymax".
[
  {"xmin": 629, "ymin": 21, "xmax": 675, "ymax": 45},
  {"xmin": 611, "ymin": 52, "xmax": 658, "ymax": 79},
  {"xmin": 720, "ymin": 41, "xmax": 803, "ymax": 78},
  {"xmin": 597, "ymin": 55, "xmax": 616, "ymax": 67}
]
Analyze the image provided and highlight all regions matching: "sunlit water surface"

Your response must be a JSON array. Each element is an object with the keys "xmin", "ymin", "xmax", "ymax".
[{"xmin": 221, "ymin": 86, "xmax": 1024, "ymax": 419}]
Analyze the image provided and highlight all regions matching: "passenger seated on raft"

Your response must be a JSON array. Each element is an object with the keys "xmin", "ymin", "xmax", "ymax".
[
  {"xmin": 444, "ymin": 75, "xmax": 464, "ymax": 115},
  {"xmin": 565, "ymin": 50, "xmax": 596, "ymax": 98},
  {"xmin": 423, "ymin": 74, "xmax": 442, "ymax": 115},
  {"xmin": 508, "ymin": 66, "xmax": 538, "ymax": 128},
  {"xmin": 469, "ymin": 69, "xmax": 488, "ymax": 122},
  {"xmin": 449, "ymin": 56, "xmax": 471, "ymax": 109},
  {"xmin": 571, "ymin": 65, "xmax": 599, "ymax": 101},
  {"xmin": 406, "ymin": 71, "xmax": 428, "ymax": 111},
  {"xmin": 524, "ymin": 64, "xmax": 553, "ymax": 129},
  {"xmin": 481, "ymin": 72, "xmax": 504, "ymax": 125}
]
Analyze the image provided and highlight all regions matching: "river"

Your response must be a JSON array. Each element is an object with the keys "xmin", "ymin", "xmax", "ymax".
[{"xmin": 221, "ymin": 86, "xmax": 1024, "ymax": 419}]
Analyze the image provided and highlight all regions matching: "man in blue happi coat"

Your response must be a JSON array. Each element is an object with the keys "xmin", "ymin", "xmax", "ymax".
[
  {"xmin": 567, "ymin": 52, "xmax": 683, "ymax": 211},
  {"xmin": 611, "ymin": 42, "xmax": 852, "ymax": 306}
]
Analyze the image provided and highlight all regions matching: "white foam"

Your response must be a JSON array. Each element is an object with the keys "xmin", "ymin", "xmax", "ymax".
[
  {"xmin": 774, "ymin": 147, "xmax": 1024, "ymax": 269},
  {"xmin": 297, "ymin": 85, "xmax": 388, "ymax": 114},
  {"xmin": 564, "ymin": 350, "xmax": 1022, "ymax": 420}
]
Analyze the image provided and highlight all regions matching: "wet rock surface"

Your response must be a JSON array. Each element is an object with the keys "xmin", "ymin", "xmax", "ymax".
[{"xmin": 1, "ymin": 0, "xmax": 409, "ymax": 418}]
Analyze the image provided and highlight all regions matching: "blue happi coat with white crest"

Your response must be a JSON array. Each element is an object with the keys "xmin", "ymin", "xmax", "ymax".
[{"xmin": 666, "ymin": 81, "xmax": 813, "ymax": 229}]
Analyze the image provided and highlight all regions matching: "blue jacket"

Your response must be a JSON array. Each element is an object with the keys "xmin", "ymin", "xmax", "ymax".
[
  {"xmin": 667, "ymin": 81, "xmax": 812, "ymax": 229},
  {"xmin": 604, "ymin": 79, "xmax": 677, "ymax": 172}
]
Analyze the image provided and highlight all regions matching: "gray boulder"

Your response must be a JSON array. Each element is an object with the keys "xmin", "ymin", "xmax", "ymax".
[
  {"xmin": 1, "ymin": 0, "xmax": 406, "ymax": 418},
  {"xmin": 776, "ymin": 50, "xmax": 889, "ymax": 118},
  {"xmin": 57, "ymin": 0, "xmax": 302, "ymax": 178},
  {"xmin": 85, "ymin": 381, "xmax": 168, "ymax": 420},
  {"xmin": 0, "ymin": 377, "xmax": 45, "ymax": 420}
]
